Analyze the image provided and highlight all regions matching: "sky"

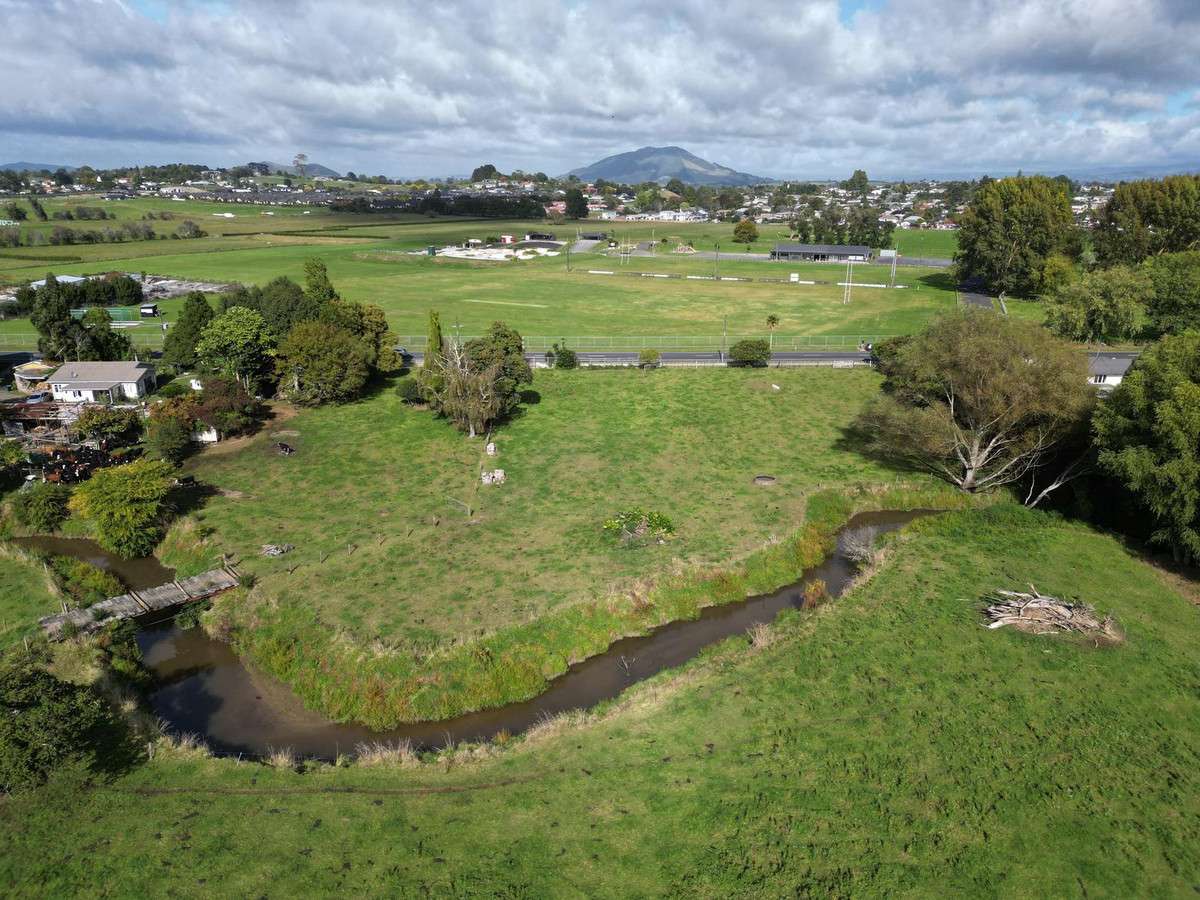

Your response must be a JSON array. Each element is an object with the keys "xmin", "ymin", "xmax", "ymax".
[{"xmin": 1, "ymin": 0, "xmax": 1198, "ymax": 180}]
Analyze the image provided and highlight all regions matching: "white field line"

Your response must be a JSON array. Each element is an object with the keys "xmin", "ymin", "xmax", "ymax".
[{"xmin": 462, "ymin": 299, "xmax": 549, "ymax": 308}]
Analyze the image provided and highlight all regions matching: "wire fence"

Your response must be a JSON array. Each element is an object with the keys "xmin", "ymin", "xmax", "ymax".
[
  {"xmin": 0, "ymin": 332, "xmax": 166, "ymax": 350},
  {"xmin": 0, "ymin": 332, "xmax": 896, "ymax": 353},
  {"xmin": 395, "ymin": 334, "xmax": 897, "ymax": 352}
]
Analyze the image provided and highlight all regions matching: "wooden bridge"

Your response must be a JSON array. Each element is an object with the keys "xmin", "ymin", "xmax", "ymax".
[{"xmin": 39, "ymin": 565, "xmax": 240, "ymax": 640}]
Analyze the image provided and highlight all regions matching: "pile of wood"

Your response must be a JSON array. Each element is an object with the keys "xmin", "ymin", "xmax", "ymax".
[{"xmin": 983, "ymin": 586, "xmax": 1122, "ymax": 642}]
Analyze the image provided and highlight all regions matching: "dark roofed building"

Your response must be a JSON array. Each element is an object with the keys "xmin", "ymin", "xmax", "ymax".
[{"xmin": 770, "ymin": 243, "xmax": 872, "ymax": 262}]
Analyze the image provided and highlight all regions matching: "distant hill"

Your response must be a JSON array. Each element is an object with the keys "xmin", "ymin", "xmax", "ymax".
[
  {"xmin": 0, "ymin": 162, "xmax": 76, "ymax": 173},
  {"xmin": 252, "ymin": 160, "xmax": 342, "ymax": 178},
  {"xmin": 567, "ymin": 146, "xmax": 770, "ymax": 186}
]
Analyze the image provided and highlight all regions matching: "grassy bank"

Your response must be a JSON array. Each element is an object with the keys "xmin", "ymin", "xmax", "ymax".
[
  {"xmin": 2, "ymin": 504, "xmax": 1196, "ymax": 896},
  {"xmin": 0, "ymin": 543, "xmax": 62, "ymax": 646}
]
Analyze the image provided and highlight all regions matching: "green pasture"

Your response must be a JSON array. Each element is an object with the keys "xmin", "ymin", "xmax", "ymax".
[{"xmin": 2, "ymin": 503, "xmax": 1196, "ymax": 896}]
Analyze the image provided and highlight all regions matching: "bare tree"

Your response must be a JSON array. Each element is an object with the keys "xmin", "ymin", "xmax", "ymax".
[{"xmin": 292, "ymin": 152, "xmax": 308, "ymax": 180}]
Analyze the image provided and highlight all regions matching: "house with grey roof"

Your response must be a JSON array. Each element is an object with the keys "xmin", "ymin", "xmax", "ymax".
[
  {"xmin": 47, "ymin": 361, "xmax": 155, "ymax": 403},
  {"xmin": 1087, "ymin": 353, "xmax": 1134, "ymax": 391}
]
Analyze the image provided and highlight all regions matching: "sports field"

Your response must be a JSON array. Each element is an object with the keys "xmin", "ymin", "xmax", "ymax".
[{"xmin": 0, "ymin": 201, "xmax": 957, "ymax": 348}]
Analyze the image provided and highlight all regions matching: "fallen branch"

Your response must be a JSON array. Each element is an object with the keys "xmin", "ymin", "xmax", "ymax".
[{"xmin": 981, "ymin": 585, "xmax": 1122, "ymax": 642}]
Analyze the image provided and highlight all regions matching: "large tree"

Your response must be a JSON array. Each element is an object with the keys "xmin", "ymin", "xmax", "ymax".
[
  {"xmin": 954, "ymin": 176, "xmax": 1078, "ymax": 297},
  {"xmin": 1044, "ymin": 266, "xmax": 1151, "ymax": 344},
  {"xmin": 732, "ymin": 218, "xmax": 759, "ymax": 244},
  {"xmin": 162, "ymin": 291, "xmax": 214, "ymax": 368},
  {"xmin": 69, "ymin": 457, "xmax": 176, "ymax": 557},
  {"xmin": 462, "ymin": 322, "xmax": 532, "ymax": 418},
  {"xmin": 1143, "ymin": 251, "xmax": 1200, "ymax": 336},
  {"xmin": 275, "ymin": 321, "xmax": 371, "ymax": 405},
  {"xmin": 564, "ymin": 188, "xmax": 588, "ymax": 220},
  {"xmin": 428, "ymin": 340, "xmax": 503, "ymax": 438},
  {"xmin": 195, "ymin": 306, "xmax": 275, "ymax": 391},
  {"xmin": 222, "ymin": 277, "xmax": 324, "ymax": 341},
  {"xmin": 854, "ymin": 311, "xmax": 1092, "ymax": 497},
  {"xmin": 1093, "ymin": 175, "xmax": 1200, "ymax": 266},
  {"xmin": 1093, "ymin": 332, "xmax": 1200, "ymax": 563}
]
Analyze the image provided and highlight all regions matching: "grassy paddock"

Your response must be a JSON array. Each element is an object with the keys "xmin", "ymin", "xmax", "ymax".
[
  {"xmin": 156, "ymin": 367, "xmax": 955, "ymax": 725},
  {"xmin": 1, "ymin": 504, "xmax": 1196, "ymax": 896}
]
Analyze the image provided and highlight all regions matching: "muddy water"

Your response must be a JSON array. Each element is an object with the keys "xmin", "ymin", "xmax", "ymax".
[
  {"xmin": 138, "ymin": 510, "xmax": 937, "ymax": 758},
  {"xmin": 10, "ymin": 535, "xmax": 175, "ymax": 590}
]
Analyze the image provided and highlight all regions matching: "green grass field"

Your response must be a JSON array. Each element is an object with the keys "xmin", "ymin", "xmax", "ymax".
[
  {"xmin": 2, "ymin": 503, "xmax": 1196, "ymax": 896},
  {"xmin": 0, "ymin": 202, "xmax": 959, "ymax": 350},
  {"xmin": 158, "ymin": 368, "xmax": 939, "ymax": 724},
  {"xmin": 892, "ymin": 227, "xmax": 959, "ymax": 257}
]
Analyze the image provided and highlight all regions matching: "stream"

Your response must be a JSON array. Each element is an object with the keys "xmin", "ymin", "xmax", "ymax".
[{"xmin": 127, "ymin": 508, "xmax": 936, "ymax": 758}]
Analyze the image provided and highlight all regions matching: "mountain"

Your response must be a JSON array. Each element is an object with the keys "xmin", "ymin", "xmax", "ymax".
[
  {"xmin": 567, "ymin": 146, "xmax": 770, "ymax": 186},
  {"xmin": 0, "ymin": 162, "xmax": 77, "ymax": 173},
  {"xmin": 252, "ymin": 160, "xmax": 342, "ymax": 178}
]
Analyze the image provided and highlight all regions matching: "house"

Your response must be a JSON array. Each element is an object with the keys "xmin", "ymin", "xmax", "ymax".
[
  {"xmin": 770, "ymin": 243, "xmax": 872, "ymax": 263},
  {"xmin": 1087, "ymin": 354, "xmax": 1134, "ymax": 391},
  {"xmin": 47, "ymin": 361, "xmax": 156, "ymax": 403}
]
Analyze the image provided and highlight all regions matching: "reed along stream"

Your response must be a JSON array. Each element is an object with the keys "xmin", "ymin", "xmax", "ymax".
[{"xmin": 130, "ymin": 509, "xmax": 937, "ymax": 758}]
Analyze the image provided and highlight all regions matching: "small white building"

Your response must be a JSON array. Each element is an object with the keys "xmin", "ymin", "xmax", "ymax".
[
  {"xmin": 1088, "ymin": 354, "xmax": 1133, "ymax": 392},
  {"xmin": 47, "ymin": 361, "xmax": 156, "ymax": 403}
]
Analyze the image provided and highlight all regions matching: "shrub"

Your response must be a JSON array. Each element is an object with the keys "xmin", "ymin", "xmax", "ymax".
[
  {"xmin": 395, "ymin": 375, "xmax": 423, "ymax": 404},
  {"xmin": 603, "ymin": 508, "xmax": 675, "ymax": 545},
  {"xmin": 802, "ymin": 578, "xmax": 828, "ymax": 608},
  {"xmin": 42, "ymin": 555, "xmax": 122, "ymax": 606},
  {"xmin": 550, "ymin": 341, "xmax": 578, "ymax": 369},
  {"xmin": 14, "ymin": 483, "xmax": 72, "ymax": 532},
  {"xmin": 74, "ymin": 406, "xmax": 142, "ymax": 446},
  {"xmin": 729, "ymin": 338, "xmax": 771, "ymax": 367},
  {"xmin": 0, "ymin": 651, "xmax": 120, "ymax": 793},
  {"xmin": 638, "ymin": 348, "xmax": 661, "ymax": 368},
  {"xmin": 154, "ymin": 381, "xmax": 192, "ymax": 399}
]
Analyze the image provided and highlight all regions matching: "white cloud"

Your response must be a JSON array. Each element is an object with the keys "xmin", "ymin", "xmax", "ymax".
[{"xmin": 0, "ymin": 0, "xmax": 1197, "ymax": 177}]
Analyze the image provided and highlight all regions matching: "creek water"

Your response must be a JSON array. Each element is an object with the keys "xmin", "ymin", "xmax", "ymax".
[
  {"xmin": 11, "ymin": 535, "xmax": 176, "ymax": 590},
  {"xmin": 132, "ymin": 509, "xmax": 937, "ymax": 758}
]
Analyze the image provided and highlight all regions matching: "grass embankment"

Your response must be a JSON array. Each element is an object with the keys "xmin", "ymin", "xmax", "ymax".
[
  {"xmin": 0, "ymin": 543, "xmax": 62, "ymax": 646},
  {"xmin": 1, "ymin": 504, "xmax": 1196, "ymax": 896},
  {"xmin": 160, "ymin": 367, "xmax": 945, "ymax": 725}
]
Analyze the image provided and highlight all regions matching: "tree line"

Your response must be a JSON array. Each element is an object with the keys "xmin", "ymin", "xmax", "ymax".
[{"xmin": 954, "ymin": 173, "xmax": 1200, "ymax": 343}]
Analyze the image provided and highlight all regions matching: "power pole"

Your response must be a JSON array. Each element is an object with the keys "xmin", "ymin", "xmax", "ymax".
[{"xmin": 714, "ymin": 242, "xmax": 719, "ymax": 280}]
